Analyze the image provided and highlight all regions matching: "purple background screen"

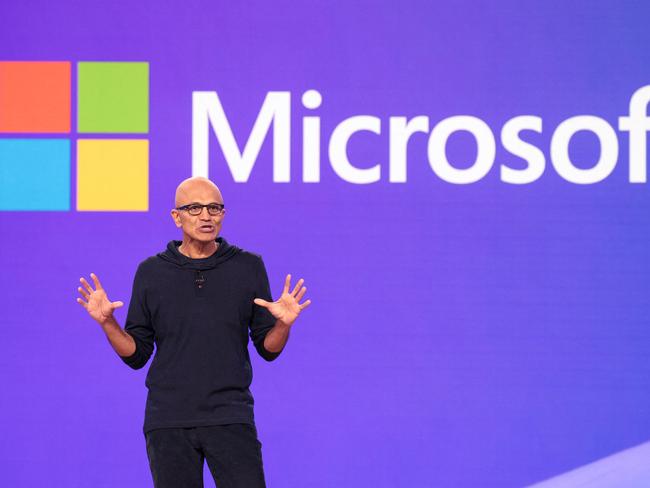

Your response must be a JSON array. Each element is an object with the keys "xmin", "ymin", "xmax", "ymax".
[{"xmin": 1, "ymin": 1, "xmax": 649, "ymax": 487}]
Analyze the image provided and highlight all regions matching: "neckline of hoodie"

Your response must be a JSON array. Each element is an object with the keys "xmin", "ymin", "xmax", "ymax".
[{"xmin": 173, "ymin": 239, "xmax": 221, "ymax": 262}]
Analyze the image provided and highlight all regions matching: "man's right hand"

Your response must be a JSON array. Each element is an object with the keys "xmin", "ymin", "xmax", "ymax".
[{"xmin": 77, "ymin": 273, "xmax": 124, "ymax": 325}]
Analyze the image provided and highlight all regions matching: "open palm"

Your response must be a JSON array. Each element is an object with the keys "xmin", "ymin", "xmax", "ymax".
[
  {"xmin": 77, "ymin": 273, "xmax": 124, "ymax": 324},
  {"xmin": 253, "ymin": 274, "xmax": 311, "ymax": 327}
]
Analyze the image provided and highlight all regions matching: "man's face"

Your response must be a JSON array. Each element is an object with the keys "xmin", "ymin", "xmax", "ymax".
[{"xmin": 170, "ymin": 181, "xmax": 226, "ymax": 243}]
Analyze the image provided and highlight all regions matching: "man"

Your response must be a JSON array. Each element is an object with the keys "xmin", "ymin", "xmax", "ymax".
[{"xmin": 76, "ymin": 176, "xmax": 311, "ymax": 488}]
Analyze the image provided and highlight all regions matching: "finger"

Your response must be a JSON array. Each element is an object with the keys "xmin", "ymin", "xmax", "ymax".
[
  {"xmin": 295, "ymin": 286, "xmax": 307, "ymax": 302},
  {"xmin": 299, "ymin": 299, "xmax": 312, "ymax": 310},
  {"xmin": 76, "ymin": 297, "xmax": 88, "ymax": 310},
  {"xmin": 111, "ymin": 301, "xmax": 124, "ymax": 310},
  {"xmin": 254, "ymin": 298, "xmax": 271, "ymax": 308},
  {"xmin": 90, "ymin": 272, "xmax": 103, "ymax": 291},
  {"xmin": 80, "ymin": 277, "xmax": 94, "ymax": 294},
  {"xmin": 282, "ymin": 274, "xmax": 291, "ymax": 295},
  {"xmin": 291, "ymin": 278, "xmax": 304, "ymax": 297},
  {"xmin": 78, "ymin": 287, "xmax": 89, "ymax": 300}
]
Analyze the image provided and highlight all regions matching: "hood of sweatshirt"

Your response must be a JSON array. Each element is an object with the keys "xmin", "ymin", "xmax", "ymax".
[{"xmin": 157, "ymin": 236, "xmax": 241, "ymax": 270}]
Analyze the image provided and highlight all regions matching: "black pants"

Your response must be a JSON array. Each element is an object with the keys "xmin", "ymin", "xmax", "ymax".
[{"xmin": 145, "ymin": 423, "xmax": 267, "ymax": 488}]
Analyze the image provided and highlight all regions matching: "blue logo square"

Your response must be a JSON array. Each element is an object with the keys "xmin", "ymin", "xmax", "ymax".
[{"xmin": 0, "ymin": 139, "xmax": 70, "ymax": 210}]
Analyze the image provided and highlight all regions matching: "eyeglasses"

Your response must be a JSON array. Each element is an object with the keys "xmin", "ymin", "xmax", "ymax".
[{"xmin": 176, "ymin": 203, "xmax": 225, "ymax": 216}]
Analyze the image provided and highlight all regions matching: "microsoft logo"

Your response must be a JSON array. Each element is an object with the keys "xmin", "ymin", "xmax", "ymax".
[{"xmin": 0, "ymin": 61, "xmax": 149, "ymax": 211}]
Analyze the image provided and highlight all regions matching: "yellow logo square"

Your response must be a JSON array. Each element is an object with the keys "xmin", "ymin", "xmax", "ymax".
[{"xmin": 77, "ymin": 139, "xmax": 148, "ymax": 211}]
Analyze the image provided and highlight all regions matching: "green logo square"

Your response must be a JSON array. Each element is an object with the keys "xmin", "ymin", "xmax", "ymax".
[{"xmin": 77, "ymin": 62, "xmax": 149, "ymax": 133}]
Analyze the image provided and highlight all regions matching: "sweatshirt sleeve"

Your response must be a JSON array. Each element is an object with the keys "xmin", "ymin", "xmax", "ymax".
[
  {"xmin": 249, "ymin": 256, "xmax": 282, "ymax": 362},
  {"xmin": 119, "ymin": 262, "xmax": 155, "ymax": 370}
]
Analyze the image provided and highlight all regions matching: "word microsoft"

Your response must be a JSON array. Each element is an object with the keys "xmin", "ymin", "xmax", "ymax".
[{"xmin": 192, "ymin": 87, "xmax": 650, "ymax": 185}]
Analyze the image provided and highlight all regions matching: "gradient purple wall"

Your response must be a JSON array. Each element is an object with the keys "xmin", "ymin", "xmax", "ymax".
[{"xmin": 1, "ymin": 1, "xmax": 650, "ymax": 486}]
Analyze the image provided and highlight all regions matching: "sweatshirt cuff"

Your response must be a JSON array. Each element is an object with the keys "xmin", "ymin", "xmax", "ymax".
[
  {"xmin": 258, "ymin": 342, "xmax": 282, "ymax": 362},
  {"xmin": 119, "ymin": 347, "xmax": 146, "ymax": 370}
]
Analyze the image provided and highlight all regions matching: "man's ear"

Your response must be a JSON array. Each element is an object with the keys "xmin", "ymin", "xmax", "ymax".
[{"xmin": 170, "ymin": 209, "xmax": 182, "ymax": 228}]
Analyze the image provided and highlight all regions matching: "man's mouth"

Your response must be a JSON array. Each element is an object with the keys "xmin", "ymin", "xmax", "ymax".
[{"xmin": 199, "ymin": 225, "xmax": 215, "ymax": 233}]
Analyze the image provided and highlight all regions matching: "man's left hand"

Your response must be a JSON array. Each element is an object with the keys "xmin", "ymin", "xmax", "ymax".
[{"xmin": 254, "ymin": 274, "xmax": 311, "ymax": 327}]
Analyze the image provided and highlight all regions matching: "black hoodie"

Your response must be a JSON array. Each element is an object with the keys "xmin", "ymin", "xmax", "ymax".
[{"xmin": 119, "ymin": 236, "xmax": 281, "ymax": 434}]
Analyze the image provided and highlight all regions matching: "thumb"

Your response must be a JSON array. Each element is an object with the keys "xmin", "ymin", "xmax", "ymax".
[
  {"xmin": 111, "ymin": 301, "xmax": 124, "ymax": 309},
  {"xmin": 253, "ymin": 298, "xmax": 271, "ymax": 307}
]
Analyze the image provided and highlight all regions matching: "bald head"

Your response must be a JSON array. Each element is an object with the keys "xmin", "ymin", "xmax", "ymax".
[{"xmin": 174, "ymin": 177, "xmax": 223, "ymax": 208}]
